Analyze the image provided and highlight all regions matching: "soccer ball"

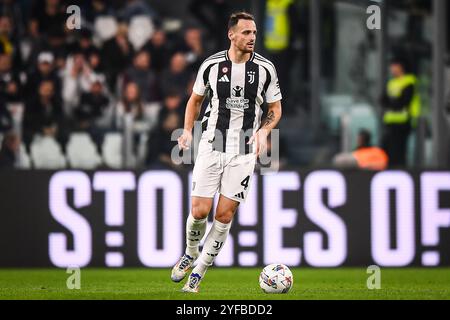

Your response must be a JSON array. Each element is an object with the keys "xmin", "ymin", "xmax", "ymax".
[{"xmin": 259, "ymin": 264, "xmax": 293, "ymax": 294}]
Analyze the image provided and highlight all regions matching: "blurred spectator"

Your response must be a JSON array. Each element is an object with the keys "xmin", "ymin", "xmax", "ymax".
[
  {"xmin": 142, "ymin": 29, "xmax": 170, "ymax": 74},
  {"xmin": 333, "ymin": 129, "xmax": 388, "ymax": 171},
  {"xmin": 188, "ymin": 0, "xmax": 229, "ymax": 52},
  {"xmin": 0, "ymin": 52, "xmax": 21, "ymax": 103},
  {"xmin": 380, "ymin": 58, "xmax": 421, "ymax": 167},
  {"xmin": 26, "ymin": 0, "xmax": 69, "ymax": 70},
  {"xmin": 62, "ymin": 50, "xmax": 105, "ymax": 115},
  {"xmin": 26, "ymin": 33, "xmax": 65, "ymax": 74},
  {"xmin": 29, "ymin": 0, "xmax": 66, "ymax": 39},
  {"xmin": 54, "ymin": 50, "xmax": 67, "ymax": 71},
  {"xmin": 85, "ymin": 48, "xmax": 106, "ymax": 80},
  {"xmin": 76, "ymin": 29, "xmax": 97, "ymax": 57},
  {"xmin": 116, "ymin": 81, "xmax": 155, "ymax": 133},
  {"xmin": 85, "ymin": 48, "xmax": 107, "ymax": 89},
  {"xmin": 146, "ymin": 101, "xmax": 182, "ymax": 170},
  {"xmin": 160, "ymin": 52, "xmax": 191, "ymax": 97},
  {"xmin": 146, "ymin": 90, "xmax": 184, "ymax": 170},
  {"xmin": 118, "ymin": 0, "xmax": 157, "ymax": 23},
  {"xmin": 176, "ymin": 26, "xmax": 206, "ymax": 72},
  {"xmin": 122, "ymin": 50, "xmax": 160, "ymax": 103},
  {"xmin": 0, "ymin": 0, "xmax": 25, "ymax": 39},
  {"xmin": 0, "ymin": 15, "xmax": 22, "ymax": 70},
  {"xmin": 101, "ymin": 22, "xmax": 132, "ymax": 92},
  {"xmin": 0, "ymin": 130, "xmax": 19, "ymax": 168},
  {"xmin": 25, "ymin": 51, "xmax": 62, "ymax": 101},
  {"xmin": 81, "ymin": 0, "xmax": 115, "ymax": 24},
  {"xmin": 0, "ymin": 98, "xmax": 12, "ymax": 133},
  {"xmin": 74, "ymin": 75, "xmax": 109, "ymax": 130},
  {"xmin": 158, "ymin": 89, "xmax": 184, "ymax": 120},
  {"xmin": 62, "ymin": 51, "xmax": 86, "ymax": 114},
  {"xmin": 23, "ymin": 80, "xmax": 63, "ymax": 144}
]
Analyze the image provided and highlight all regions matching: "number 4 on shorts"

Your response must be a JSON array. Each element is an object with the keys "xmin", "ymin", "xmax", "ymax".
[{"xmin": 240, "ymin": 176, "xmax": 250, "ymax": 190}]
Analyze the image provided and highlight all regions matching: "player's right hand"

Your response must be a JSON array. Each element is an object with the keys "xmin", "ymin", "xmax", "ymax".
[{"xmin": 178, "ymin": 130, "xmax": 192, "ymax": 150}]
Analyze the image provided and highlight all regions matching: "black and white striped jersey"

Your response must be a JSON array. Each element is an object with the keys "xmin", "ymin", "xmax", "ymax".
[{"xmin": 193, "ymin": 50, "xmax": 282, "ymax": 155}]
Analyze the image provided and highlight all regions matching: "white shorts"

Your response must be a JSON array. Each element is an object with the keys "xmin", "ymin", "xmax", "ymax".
[{"xmin": 191, "ymin": 139, "xmax": 257, "ymax": 203}]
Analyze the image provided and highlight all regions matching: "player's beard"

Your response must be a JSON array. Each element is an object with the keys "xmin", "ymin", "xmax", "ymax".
[{"xmin": 241, "ymin": 43, "xmax": 255, "ymax": 53}]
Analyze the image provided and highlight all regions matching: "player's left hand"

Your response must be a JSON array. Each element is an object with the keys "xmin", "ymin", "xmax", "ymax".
[{"xmin": 248, "ymin": 129, "xmax": 268, "ymax": 157}]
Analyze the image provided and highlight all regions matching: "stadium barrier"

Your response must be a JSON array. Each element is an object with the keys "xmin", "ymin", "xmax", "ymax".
[{"xmin": 0, "ymin": 169, "xmax": 449, "ymax": 268}]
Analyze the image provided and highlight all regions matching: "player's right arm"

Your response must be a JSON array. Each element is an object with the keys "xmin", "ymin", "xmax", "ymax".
[
  {"xmin": 178, "ymin": 92, "xmax": 205, "ymax": 150},
  {"xmin": 178, "ymin": 57, "xmax": 214, "ymax": 150}
]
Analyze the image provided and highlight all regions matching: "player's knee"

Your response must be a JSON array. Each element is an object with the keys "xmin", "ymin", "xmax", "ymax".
[
  {"xmin": 191, "ymin": 201, "xmax": 210, "ymax": 219},
  {"xmin": 215, "ymin": 209, "xmax": 235, "ymax": 224}
]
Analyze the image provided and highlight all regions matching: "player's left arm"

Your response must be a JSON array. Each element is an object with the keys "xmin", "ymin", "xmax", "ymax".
[
  {"xmin": 249, "ymin": 62, "xmax": 283, "ymax": 156},
  {"xmin": 260, "ymin": 100, "xmax": 282, "ymax": 133},
  {"xmin": 249, "ymin": 100, "xmax": 282, "ymax": 156}
]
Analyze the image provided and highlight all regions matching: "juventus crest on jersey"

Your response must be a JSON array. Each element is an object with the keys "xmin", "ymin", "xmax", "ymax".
[{"xmin": 193, "ymin": 50, "xmax": 282, "ymax": 155}]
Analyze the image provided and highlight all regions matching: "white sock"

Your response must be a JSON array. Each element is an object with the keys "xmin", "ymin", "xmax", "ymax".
[
  {"xmin": 185, "ymin": 213, "xmax": 207, "ymax": 258},
  {"xmin": 192, "ymin": 219, "xmax": 232, "ymax": 277}
]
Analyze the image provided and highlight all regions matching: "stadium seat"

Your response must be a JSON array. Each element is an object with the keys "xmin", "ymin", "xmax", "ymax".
[
  {"xmin": 128, "ymin": 15, "xmax": 154, "ymax": 51},
  {"xmin": 321, "ymin": 94, "xmax": 354, "ymax": 134},
  {"xmin": 135, "ymin": 132, "xmax": 149, "ymax": 168},
  {"xmin": 406, "ymin": 132, "xmax": 416, "ymax": 167},
  {"xmin": 30, "ymin": 136, "xmax": 67, "ymax": 169},
  {"xmin": 102, "ymin": 132, "xmax": 123, "ymax": 169},
  {"xmin": 143, "ymin": 102, "xmax": 162, "ymax": 133},
  {"xmin": 424, "ymin": 137, "xmax": 434, "ymax": 167},
  {"xmin": 66, "ymin": 133, "xmax": 102, "ymax": 169},
  {"xmin": 94, "ymin": 16, "xmax": 118, "ymax": 43}
]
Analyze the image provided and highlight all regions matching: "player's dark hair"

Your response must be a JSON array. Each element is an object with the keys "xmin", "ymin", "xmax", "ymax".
[{"xmin": 228, "ymin": 12, "xmax": 255, "ymax": 30}]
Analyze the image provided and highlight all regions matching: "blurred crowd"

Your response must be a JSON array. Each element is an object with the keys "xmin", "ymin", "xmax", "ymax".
[{"xmin": 0, "ymin": 0, "xmax": 217, "ymax": 169}]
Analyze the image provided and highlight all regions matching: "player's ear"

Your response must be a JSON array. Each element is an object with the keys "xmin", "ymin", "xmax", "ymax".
[{"xmin": 228, "ymin": 28, "xmax": 234, "ymax": 41}]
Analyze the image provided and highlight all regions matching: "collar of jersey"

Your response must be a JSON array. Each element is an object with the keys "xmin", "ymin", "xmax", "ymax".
[{"xmin": 225, "ymin": 50, "xmax": 255, "ymax": 63}]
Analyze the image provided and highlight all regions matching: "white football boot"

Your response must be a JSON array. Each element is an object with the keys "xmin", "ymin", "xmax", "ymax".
[
  {"xmin": 182, "ymin": 272, "xmax": 203, "ymax": 293},
  {"xmin": 171, "ymin": 254, "xmax": 197, "ymax": 282}
]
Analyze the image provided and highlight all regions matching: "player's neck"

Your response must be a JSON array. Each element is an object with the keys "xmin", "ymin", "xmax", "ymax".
[{"xmin": 227, "ymin": 48, "xmax": 252, "ymax": 64}]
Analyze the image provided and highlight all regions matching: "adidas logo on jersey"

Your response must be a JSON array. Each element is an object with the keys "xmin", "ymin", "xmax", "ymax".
[
  {"xmin": 234, "ymin": 192, "xmax": 245, "ymax": 199},
  {"xmin": 218, "ymin": 74, "xmax": 230, "ymax": 82}
]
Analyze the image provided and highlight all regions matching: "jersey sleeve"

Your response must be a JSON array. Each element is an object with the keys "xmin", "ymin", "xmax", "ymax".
[
  {"xmin": 265, "ymin": 65, "xmax": 282, "ymax": 103},
  {"xmin": 192, "ymin": 62, "xmax": 210, "ymax": 96}
]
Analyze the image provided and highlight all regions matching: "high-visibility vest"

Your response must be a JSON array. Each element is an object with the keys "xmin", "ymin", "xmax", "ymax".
[
  {"xmin": 264, "ymin": 0, "xmax": 293, "ymax": 52},
  {"xmin": 352, "ymin": 147, "xmax": 389, "ymax": 171},
  {"xmin": 0, "ymin": 36, "xmax": 13, "ymax": 55},
  {"xmin": 383, "ymin": 74, "xmax": 421, "ymax": 126}
]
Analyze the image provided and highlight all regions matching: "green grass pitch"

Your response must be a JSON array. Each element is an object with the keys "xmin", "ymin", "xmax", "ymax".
[{"xmin": 0, "ymin": 268, "xmax": 449, "ymax": 300}]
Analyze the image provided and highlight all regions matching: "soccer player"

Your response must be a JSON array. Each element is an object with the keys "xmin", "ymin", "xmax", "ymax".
[{"xmin": 171, "ymin": 11, "xmax": 283, "ymax": 293}]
